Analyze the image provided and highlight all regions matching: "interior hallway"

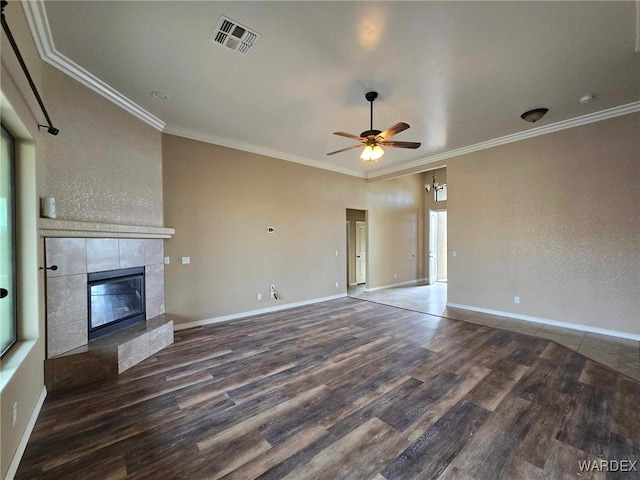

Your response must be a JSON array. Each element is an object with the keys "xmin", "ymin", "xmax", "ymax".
[{"xmin": 349, "ymin": 282, "xmax": 640, "ymax": 381}]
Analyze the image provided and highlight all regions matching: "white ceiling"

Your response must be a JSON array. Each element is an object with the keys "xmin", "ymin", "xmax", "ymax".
[{"xmin": 39, "ymin": 1, "xmax": 639, "ymax": 178}]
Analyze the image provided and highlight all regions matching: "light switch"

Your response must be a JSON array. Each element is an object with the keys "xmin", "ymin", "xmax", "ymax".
[
  {"xmin": 181, "ymin": 256, "xmax": 190, "ymax": 265},
  {"xmin": 452, "ymin": 251, "xmax": 457, "ymax": 257},
  {"xmin": 164, "ymin": 256, "xmax": 170, "ymax": 264}
]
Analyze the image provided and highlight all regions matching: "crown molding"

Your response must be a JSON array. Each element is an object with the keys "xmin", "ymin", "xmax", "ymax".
[
  {"xmin": 369, "ymin": 101, "xmax": 640, "ymax": 179},
  {"xmin": 21, "ymin": 0, "xmax": 165, "ymax": 131},
  {"xmin": 20, "ymin": 0, "xmax": 639, "ymax": 180},
  {"xmin": 163, "ymin": 125, "xmax": 366, "ymax": 178}
]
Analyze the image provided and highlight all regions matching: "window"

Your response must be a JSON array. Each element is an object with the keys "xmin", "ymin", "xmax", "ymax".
[
  {"xmin": 1, "ymin": 123, "xmax": 17, "ymax": 357},
  {"xmin": 435, "ymin": 185, "xmax": 447, "ymax": 202}
]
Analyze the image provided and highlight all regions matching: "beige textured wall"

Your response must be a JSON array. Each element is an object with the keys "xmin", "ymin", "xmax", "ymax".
[
  {"xmin": 2, "ymin": 4, "xmax": 163, "ymax": 227},
  {"xmin": 39, "ymin": 64, "xmax": 163, "ymax": 226},
  {"xmin": 367, "ymin": 175, "xmax": 425, "ymax": 287},
  {"xmin": 163, "ymin": 134, "xmax": 363, "ymax": 323},
  {"xmin": 1, "ymin": 4, "xmax": 164, "ymax": 476},
  {"xmin": 346, "ymin": 209, "xmax": 366, "ymax": 286},
  {"xmin": 162, "ymin": 134, "xmax": 425, "ymax": 325},
  {"xmin": 447, "ymin": 113, "xmax": 640, "ymax": 335}
]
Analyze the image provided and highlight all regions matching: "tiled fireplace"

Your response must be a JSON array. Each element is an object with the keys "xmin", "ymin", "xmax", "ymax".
[{"xmin": 45, "ymin": 237, "xmax": 168, "ymax": 357}]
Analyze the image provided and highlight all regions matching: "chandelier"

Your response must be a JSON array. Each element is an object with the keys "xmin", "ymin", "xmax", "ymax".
[{"xmin": 425, "ymin": 172, "xmax": 446, "ymax": 193}]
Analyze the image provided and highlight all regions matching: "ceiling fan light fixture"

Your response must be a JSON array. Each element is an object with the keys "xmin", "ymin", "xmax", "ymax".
[
  {"xmin": 327, "ymin": 91, "xmax": 420, "ymax": 158},
  {"xmin": 360, "ymin": 145, "xmax": 384, "ymax": 163}
]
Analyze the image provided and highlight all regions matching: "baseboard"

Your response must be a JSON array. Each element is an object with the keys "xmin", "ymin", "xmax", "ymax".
[
  {"xmin": 365, "ymin": 278, "xmax": 428, "ymax": 293},
  {"xmin": 173, "ymin": 293, "xmax": 348, "ymax": 331},
  {"xmin": 4, "ymin": 386, "xmax": 47, "ymax": 480},
  {"xmin": 446, "ymin": 303, "xmax": 640, "ymax": 342}
]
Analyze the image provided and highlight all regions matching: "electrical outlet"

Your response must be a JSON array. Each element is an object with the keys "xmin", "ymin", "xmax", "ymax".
[
  {"xmin": 452, "ymin": 251, "xmax": 457, "ymax": 257},
  {"xmin": 270, "ymin": 285, "xmax": 276, "ymax": 299},
  {"xmin": 164, "ymin": 256, "xmax": 170, "ymax": 265},
  {"xmin": 12, "ymin": 402, "xmax": 18, "ymax": 427},
  {"xmin": 394, "ymin": 273, "xmax": 397, "ymax": 278},
  {"xmin": 335, "ymin": 282, "xmax": 339, "ymax": 288},
  {"xmin": 514, "ymin": 296, "xmax": 520, "ymax": 304},
  {"xmin": 335, "ymin": 250, "xmax": 339, "ymax": 256},
  {"xmin": 257, "ymin": 293, "xmax": 262, "ymax": 300}
]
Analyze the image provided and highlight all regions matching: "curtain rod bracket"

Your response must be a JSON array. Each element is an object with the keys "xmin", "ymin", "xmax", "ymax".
[{"xmin": 38, "ymin": 125, "xmax": 60, "ymax": 136}]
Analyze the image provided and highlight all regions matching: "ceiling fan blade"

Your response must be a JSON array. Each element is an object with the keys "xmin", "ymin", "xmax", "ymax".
[
  {"xmin": 378, "ymin": 122, "xmax": 410, "ymax": 140},
  {"xmin": 326, "ymin": 144, "xmax": 363, "ymax": 155},
  {"xmin": 333, "ymin": 132, "xmax": 363, "ymax": 140},
  {"xmin": 379, "ymin": 140, "xmax": 421, "ymax": 149}
]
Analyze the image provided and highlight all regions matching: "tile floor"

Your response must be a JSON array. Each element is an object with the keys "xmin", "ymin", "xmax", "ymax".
[{"xmin": 349, "ymin": 282, "xmax": 640, "ymax": 381}]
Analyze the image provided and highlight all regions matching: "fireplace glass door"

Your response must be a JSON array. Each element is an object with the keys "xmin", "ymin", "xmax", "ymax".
[{"xmin": 88, "ymin": 267, "xmax": 145, "ymax": 339}]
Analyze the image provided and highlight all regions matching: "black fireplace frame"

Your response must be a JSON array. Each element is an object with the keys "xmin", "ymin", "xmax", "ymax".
[{"xmin": 87, "ymin": 266, "xmax": 145, "ymax": 341}]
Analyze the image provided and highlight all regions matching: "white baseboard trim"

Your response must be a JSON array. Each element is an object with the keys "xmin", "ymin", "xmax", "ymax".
[
  {"xmin": 5, "ymin": 386, "xmax": 47, "ymax": 480},
  {"xmin": 365, "ymin": 278, "xmax": 429, "ymax": 293},
  {"xmin": 446, "ymin": 303, "xmax": 640, "ymax": 342},
  {"xmin": 174, "ymin": 294, "xmax": 348, "ymax": 331}
]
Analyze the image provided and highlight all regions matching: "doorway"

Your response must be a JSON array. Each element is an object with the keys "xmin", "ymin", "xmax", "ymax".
[
  {"xmin": 346, "ymin": 209, "xmax": 367, "ymax": 289},
  {"xmin": 428, "ymin": 209, "xmax": 447, "ymax": 284},
  {"xmin": 355, "ymin": 221, "xmax": 366, "ymax": 284}
]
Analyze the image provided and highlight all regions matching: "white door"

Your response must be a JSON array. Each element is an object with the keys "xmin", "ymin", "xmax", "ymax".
[
  {"xmin": 355, "ymin": 221, "xmax": 366, "ymax": 284},
  {"xmin": 428, "ymin": 210, "xmax": 438, "ymax": 284},
  {"xmin": 346, "ymin": 221, "xmax": 350, "ymax": 286}
]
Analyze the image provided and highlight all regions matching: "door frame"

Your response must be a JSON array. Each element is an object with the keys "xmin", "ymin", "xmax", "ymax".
[
  {"xmin": 428, "ymin": 210, "xmax": 438, "ymax": 285},
  {"xmin": 355, "ymin": 220, "xmax": 367, "ymax": 285},
  {"xmin": 428, "ymin": 208, "xmax": 447, "ymax": 285},
  {"xmin": 346, "ymin": 220, "xmax": 351, "ymax": 286}
]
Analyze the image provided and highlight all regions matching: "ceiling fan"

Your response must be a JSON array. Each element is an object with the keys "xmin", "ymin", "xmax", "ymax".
[{"xmin": 327, "ymin": 91, "xmax": 421, "ymax": 163}]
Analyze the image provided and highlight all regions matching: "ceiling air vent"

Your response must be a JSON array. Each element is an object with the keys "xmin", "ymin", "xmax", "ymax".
[{"xmin": 211, "ymin": 16, "xmax": 260, "ymax": 56}]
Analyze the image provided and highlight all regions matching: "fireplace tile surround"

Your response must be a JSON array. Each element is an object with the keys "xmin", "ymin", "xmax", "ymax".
[{"xmin": 45, "ymin": 237, "xmax": 167, "ymax": 357}]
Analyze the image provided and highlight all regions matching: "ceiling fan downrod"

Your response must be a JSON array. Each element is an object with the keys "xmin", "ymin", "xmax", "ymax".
[
  {"xmin": 362, "ymin": 91, "xmax": 381, "ymax": 139},
  {"xmin": 366, "ymin": 91, "xmax": 378, "ymax": 131}
]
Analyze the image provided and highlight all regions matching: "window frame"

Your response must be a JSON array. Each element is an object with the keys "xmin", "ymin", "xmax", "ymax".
[{"xmin": 1, "ymin": 122, "xmax": 18, "ymax": 358}]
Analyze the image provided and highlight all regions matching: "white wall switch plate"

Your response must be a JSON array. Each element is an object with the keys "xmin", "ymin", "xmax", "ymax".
[
  {"xmin": 335, "ymin": 250, "xmax": 339, "ymax": 256},
  {"xmin": 335, "ymin": 282, "xmax": 339, "ymax": 288},
  {"xmin": 257, "ymin": 293, "xmax": 262, "ymax": 300},
  {"xmin": 452, "ymin": 251, "xmax": 457, "ymax": 257},
  {"xmin": 514, "ymin": 296, "xmax": 520, "ymax": 304},
  {"xmin": 181, "ymin": 256, "xmax": 190, "ymax": 265},
  {"xmin": 164, "ymin": 256, "xmax": 170, "ymax": 264}
]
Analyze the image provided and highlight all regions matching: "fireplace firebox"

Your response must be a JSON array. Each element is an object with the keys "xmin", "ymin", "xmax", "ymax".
[{"xmin": 88, "ymin": 267, "xmax": 145, "ymax": 340}]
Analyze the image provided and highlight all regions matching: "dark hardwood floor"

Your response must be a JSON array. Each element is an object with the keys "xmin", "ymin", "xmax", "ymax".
[{"xmin": 15, "ymin": 298, "xmax": 640, "ymax": 479}]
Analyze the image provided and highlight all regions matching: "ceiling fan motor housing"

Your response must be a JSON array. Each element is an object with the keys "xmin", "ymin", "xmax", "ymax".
[
  {"xmin": 361, "ymin": 129, "xmax": 382, "ymax": 140},
  {"xmin": 365, "ymin": 91, "xmax": 379, "ymax": 102}
]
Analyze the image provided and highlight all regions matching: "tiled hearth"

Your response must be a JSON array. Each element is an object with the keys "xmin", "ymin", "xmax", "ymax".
[
  {"xmin": 44, "ymin": 236, "xmax": 174, "ymax": 390},
  {"xmin": 45, "ymin": 237, "xmax": 167, "ymax": 356},
  {"xmin": 44, "ymin": 315, "xmax": 174, "ymax": 391}
]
